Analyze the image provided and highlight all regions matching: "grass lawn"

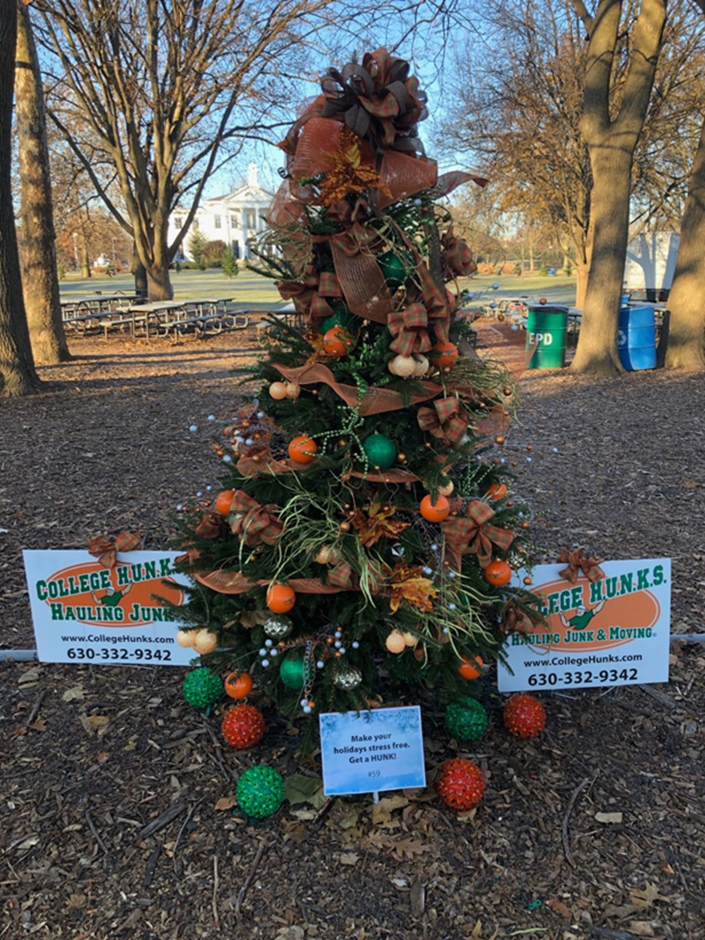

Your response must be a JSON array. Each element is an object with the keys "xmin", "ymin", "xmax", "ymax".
[{"xmin": 59, "ymin": 267, "xmax": 579, "ymax": 308}]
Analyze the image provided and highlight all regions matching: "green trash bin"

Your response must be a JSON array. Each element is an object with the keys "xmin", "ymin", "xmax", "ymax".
[{"xmin": 526, "ymin": 305, "xmax": 568, "ymax": 369}]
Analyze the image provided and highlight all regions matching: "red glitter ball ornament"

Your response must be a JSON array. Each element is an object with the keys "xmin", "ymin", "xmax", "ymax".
[
  {"xmin": 503, "ymin": 693, "xmax": 546, "ymax": 739},
  {"xmin": 435, "ymin": 757, "xmax": 485, "ymax": 811},
  {"xmin": 221, "ymin": 703, "xmax": 265, "ymax": 750}
]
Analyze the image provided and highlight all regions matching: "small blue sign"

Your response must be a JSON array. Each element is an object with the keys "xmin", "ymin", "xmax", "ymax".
[{"xmin": 319, "ymin": 706, "xmax": 426, "ymax": 796}]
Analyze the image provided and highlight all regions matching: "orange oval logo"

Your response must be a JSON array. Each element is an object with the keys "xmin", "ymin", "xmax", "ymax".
[
  {"xmin": 519, "ymin": 576, "xmax": 660, "ymax": 653},
  {"xmin": 38, "ymin": 559, "xmax": 184, "ymax": 628}
]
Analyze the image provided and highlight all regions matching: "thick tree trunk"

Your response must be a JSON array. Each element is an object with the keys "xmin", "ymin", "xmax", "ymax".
[
  {"xmin": 664, "ymin": 116, "xmax": 705, "ymax": 370},
  {"xmin": 0, "ymin": 0, "xmax": 40, "ymax": 396},
  {"xmin": 145, "ymin": 263, "xmax": 174, "ymax": 300},
  {"xmin": 80, "ymin": 234, "xmax": 91, "ymax": 279},
  {"xmin": 570, "ymin": 147, "xmax": 632, "ymax": 374},
  {"xmin": 15, "ymin": 1, "xmax": 69, "ymax": 364}
]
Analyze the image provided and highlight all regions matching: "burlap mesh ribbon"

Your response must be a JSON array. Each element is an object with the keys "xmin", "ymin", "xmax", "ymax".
[
  {"xmin": 441, "ymin": 500, "xmax": 514, "ymax": 568},
  {"xmin": 417, "ymin": 397, "xmax": 468, "ymax": 446},
  {"xmin": 88, "ymin": 531, "xmax": 141, "ymax": 568}
]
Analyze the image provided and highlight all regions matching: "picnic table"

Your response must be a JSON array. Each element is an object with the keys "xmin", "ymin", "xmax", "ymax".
[
  {"xmin": 61, "ymin": 293, "xmax": 142, "ymax": 332},
  {"xmin": 100, "ymin": 297, "xmax": 248, "ymax": 340}
]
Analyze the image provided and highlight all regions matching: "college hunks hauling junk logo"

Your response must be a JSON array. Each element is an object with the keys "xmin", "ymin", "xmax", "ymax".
[
  {"xmin": 36, "ymin": 557, "xmax": 184, "ymax": 628},
  {"xmin": 511, "ymin": 560, "xmax": 666, "ymax": 655}
]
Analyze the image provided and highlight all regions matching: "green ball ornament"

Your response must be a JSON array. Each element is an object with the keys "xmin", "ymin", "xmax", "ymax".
[
  {"xmin": 279, "ymin": 653, "xmax": 312, "ymax": 689},
  {"xmin": 378, "ymin": 250, "xmax": 412, "ymax": 290},
  {"xmin": 319, "ymin": 306, "xmax": 355, "ymax": 334},
  {"xmin": 182, "ymin": 667, "xmax": 222, "ymax": 710},
  {"xmin": 363, "ymin": 433, "xmax": 397, "ymax": 470},
  {"xmin": 389, "ymin": 653, "xmax": 430, "ymax": 683},
  {"xmin": 236, "ymin": 765, "xmax": 285, "ymax": 820},
  {"xmin": 445, "ymin": 697, "xmax": 488, "ymax": 742}
]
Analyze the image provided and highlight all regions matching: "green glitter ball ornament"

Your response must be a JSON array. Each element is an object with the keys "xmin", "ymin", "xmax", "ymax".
[
  {"xmin": 378, "ymin": 250, "xmax": 412, "ymax": 290},
  {"xmin": 319, "ymin": 305, "xmax": 355, "ymax": 334},
  {"xmin": 279, "ymin": 653, "xmax": 312, "ymax": 689},
  {"xmin": 182, "ymin": 667, "xmax": 222, "ymax": 710},
  {"xmin": 236, "ymin": 765, "xmax": 285, "ymax": 820},
  {"xmin": 363, "ymin": 433, "xmax": 397, "ymax": 470},
  {"xmin": 445, "ymin": 697, "xmax": 488, "ymax": 742}
]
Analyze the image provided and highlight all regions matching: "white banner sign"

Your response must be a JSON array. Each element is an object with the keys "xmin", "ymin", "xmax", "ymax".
[
  {"xmin": 498, "ymin": 558, "xmax": 671, "ymax": 692},
  {"xmin": 23, "ymin": 550, "xmax": 192, "ymax": 666}
]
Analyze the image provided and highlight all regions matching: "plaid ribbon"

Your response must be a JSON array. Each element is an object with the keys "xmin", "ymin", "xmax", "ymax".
[
  {"xmin": 230, "ymin": 490, "xmax": 283, "ymax": 547},
  {"xmin": 441, "ymin": 229, "xmax": 477, "ymax": 278},
  {"xmin": 88, "ymin": 531, "xmax": 141, "ymax": 568},
  {"xmin": 441, "ymin": 500, "xmax": 514, "ymax": 568},
  {"xmin": 278, "ymin": 264, "xmax": 335, "ymax": 320},
  {"xmin": 558, "ymin": 548, "xmax": 605, "ymax": 584},
  {"xmin": 326, "ymin": 562, "xmax": 355, "ymax": 589},
  {"xmin": 195, "ymin": 512, "xmax": 222, "ymax": 540},
  {"xmin": 318, "ymin": 271, "xmax": 343, "ymax": 299},
  {"xmin": 387, "ymin": 302, "xmax": 432, "ymax": 357},
  {"xmin": 417, "ymin": 397, "xmax": 468, "ymax": 447},
  {"xmin": 499, "ymin": 600, "xmax": 541, "ymax": 636},
  {"xmin": 320, "ymin": 48, "xmax": 427, "ymax": 153}
]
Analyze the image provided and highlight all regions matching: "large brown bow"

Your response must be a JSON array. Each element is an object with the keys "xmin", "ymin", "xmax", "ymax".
[
  {"xmin": 441, "ymin": 500, "xmax": 514, "ymax": 568},
  {"xmin": 88, "ymin": 531, "xmax": 141, "ymax": 568},
  {"xmin": 558, "ymin": 548, "xmax": 605, "ymax": 584},
  {"xmin": 320, "ymin": 48, "xmax": 427, "ymax": 154},
  {"xmin": 230, "ymin": 491, "xmax": 283, "ymax": 547},
  {"xmin": 417, "ymin": 397, "xmax": 468, "ymax": 447},
  {"xmin": 388, "ymin": 302, "xmax": 431, "ymax": 357}
]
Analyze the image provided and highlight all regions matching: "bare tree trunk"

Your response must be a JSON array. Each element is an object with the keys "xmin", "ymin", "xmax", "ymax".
[
  {"xmin": 664, "ymin": 115, "xmax": 705, "ymax": 370},
  {"xmin": 15, "ymin": 1, "xmax": 69, "ymax": 364},
  {"xmin": 145, "ymin": 262, "xmax": 173, "ymax": 301},
  {"xmin": 80, "ymin": 232, "xmax": 91, "ymax": 278},
  {"xmin": 575, "ymin": 259, "xmax": 589, "ymax": 310},
  {"xmin": 571, "ymin": 147, "xmax": 632, "ymax": 374},
  {"xmin": 0, "ymin": 0, "xmax": 40, "ymax": 396}
]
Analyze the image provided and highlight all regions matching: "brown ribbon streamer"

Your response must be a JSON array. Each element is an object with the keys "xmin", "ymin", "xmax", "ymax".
[
  {"xmin": 272, "ymin": 362, "xmax": 441, "ymax": 415},
  {"xmin": 88, "ymin": 531, "xmax": 141, "ymax": 568}
]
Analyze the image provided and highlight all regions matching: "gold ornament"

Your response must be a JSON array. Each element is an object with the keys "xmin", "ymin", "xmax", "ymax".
[{"xmin": 385, "ymin": 631, "xmax": 406, "ymax": 654}]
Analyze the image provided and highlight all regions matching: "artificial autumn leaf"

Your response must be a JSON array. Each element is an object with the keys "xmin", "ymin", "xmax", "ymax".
[
  {"xmin": 387, "ymin": 563, "xmax": 436, "ymax": 614},
  {"xmin": 350, "ymin": 498, "xmax": 410, "ymax": 547},
  {"xmin": 239, "ymin": 609, "xmax": 272, "ymax": 628},
  {"xmin": 317, "ymin": 127, "xmax": 392, "ymax": 205}
]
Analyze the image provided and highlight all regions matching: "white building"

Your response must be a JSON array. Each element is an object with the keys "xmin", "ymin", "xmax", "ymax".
[{"xmin": 169, "ymin": 163, "xmax": 275, "ymax": 262}]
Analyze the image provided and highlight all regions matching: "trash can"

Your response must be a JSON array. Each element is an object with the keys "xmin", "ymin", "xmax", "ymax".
[
  {"xmin": 526, "ymin": 305, "xmax": 568, "ymax": 369},
  {"xmin": 618, "ymin": 305, "xmax": 656, "ymax": 371}
]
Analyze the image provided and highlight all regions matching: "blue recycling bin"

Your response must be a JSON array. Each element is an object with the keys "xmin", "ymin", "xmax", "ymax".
[{"xmin": 617, "ymin": 305, "xmax": 657, "ymax": 371}]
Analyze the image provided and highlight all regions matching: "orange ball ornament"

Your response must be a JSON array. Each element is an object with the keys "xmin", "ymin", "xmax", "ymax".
[
  {"xmin": 503, "ymin": 693, "xmax": 546, "ymax": 739},
  {"xmin": 288, "ymin": 435, "xmax": 317, "ymax": 464},
  {"xmin": 458, "ymin": 654, "xmax": 484, "ymax": 680},
  {"xmin": 224, "ymin": 671, "xmax": 253, "ymax": 699},
  {"xmin": 435, "ymin": 757, "xmax": 485, "ymax": 811},
  {"xmin": 429, "ymin": 340, "xmax": 459, "ymax": 368},
  {"xmin": 215, "ymin": 489, "xmax": 235, "ymax": 515},
  {"xmin": 420, "ymin": 494, "xmax": 451, "ymax": 522},
  {"xmin": 266, "ymin": 583, "xmax": 296, "ymax": 613},
  {"xmin": 486, "ymin": 481, "xmax": 508, "ymax": 500},
  {"xmin": 483, "ymin": 559, "xmax": 513, "ymax": 586},
  {"xmin": 322, "ymin": 327, "xmax": 354, "ymax": 358}
]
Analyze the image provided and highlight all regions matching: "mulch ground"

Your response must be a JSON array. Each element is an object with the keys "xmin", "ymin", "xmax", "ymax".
[{"xmin": 1, "ymin": 322, "xmax": 704, "ymax": 940}]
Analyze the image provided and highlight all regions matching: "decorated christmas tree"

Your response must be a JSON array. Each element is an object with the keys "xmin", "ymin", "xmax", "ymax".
[{"xmin": 174, "ymin": 48, "xmax": 539, "ymax": 740}]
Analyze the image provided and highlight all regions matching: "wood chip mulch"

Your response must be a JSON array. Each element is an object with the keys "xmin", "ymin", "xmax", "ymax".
[{"xmin": 1, "ymin": 326, "xmax": 703, "ymax": 940}]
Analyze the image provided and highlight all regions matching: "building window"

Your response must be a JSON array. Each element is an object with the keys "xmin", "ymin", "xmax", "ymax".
[
  {"xmin": 245, "ymin": 210, "xmax": 256, "ymax": 229},
  {"xmin": 214, "ymin": 214, "xmax": 222, "ymax": 229},
  {"xmin": 231, "ymin": 215, "xmax": 238, "ymax": 229},
  {"xmin": 174, "ymin": 216, "xmax": 183, "ymax": 228}
]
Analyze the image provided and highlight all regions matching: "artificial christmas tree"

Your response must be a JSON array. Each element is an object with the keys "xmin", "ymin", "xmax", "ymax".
[{"xmin": 173, "ymin": 48, "xmax": 537, "ymax": 743}]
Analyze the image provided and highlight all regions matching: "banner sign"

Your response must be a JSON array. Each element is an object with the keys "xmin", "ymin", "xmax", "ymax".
[
  {"xmin": 498, "ymin": 558, "xmax": 671, "ymax": 692},
  {"xmin": 319, "ymin": 706, "xmax": 426, "ymax": 796},
  {"xmin": 23, "ymin": 550, "xmax": 192, "ymax": 666}
]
